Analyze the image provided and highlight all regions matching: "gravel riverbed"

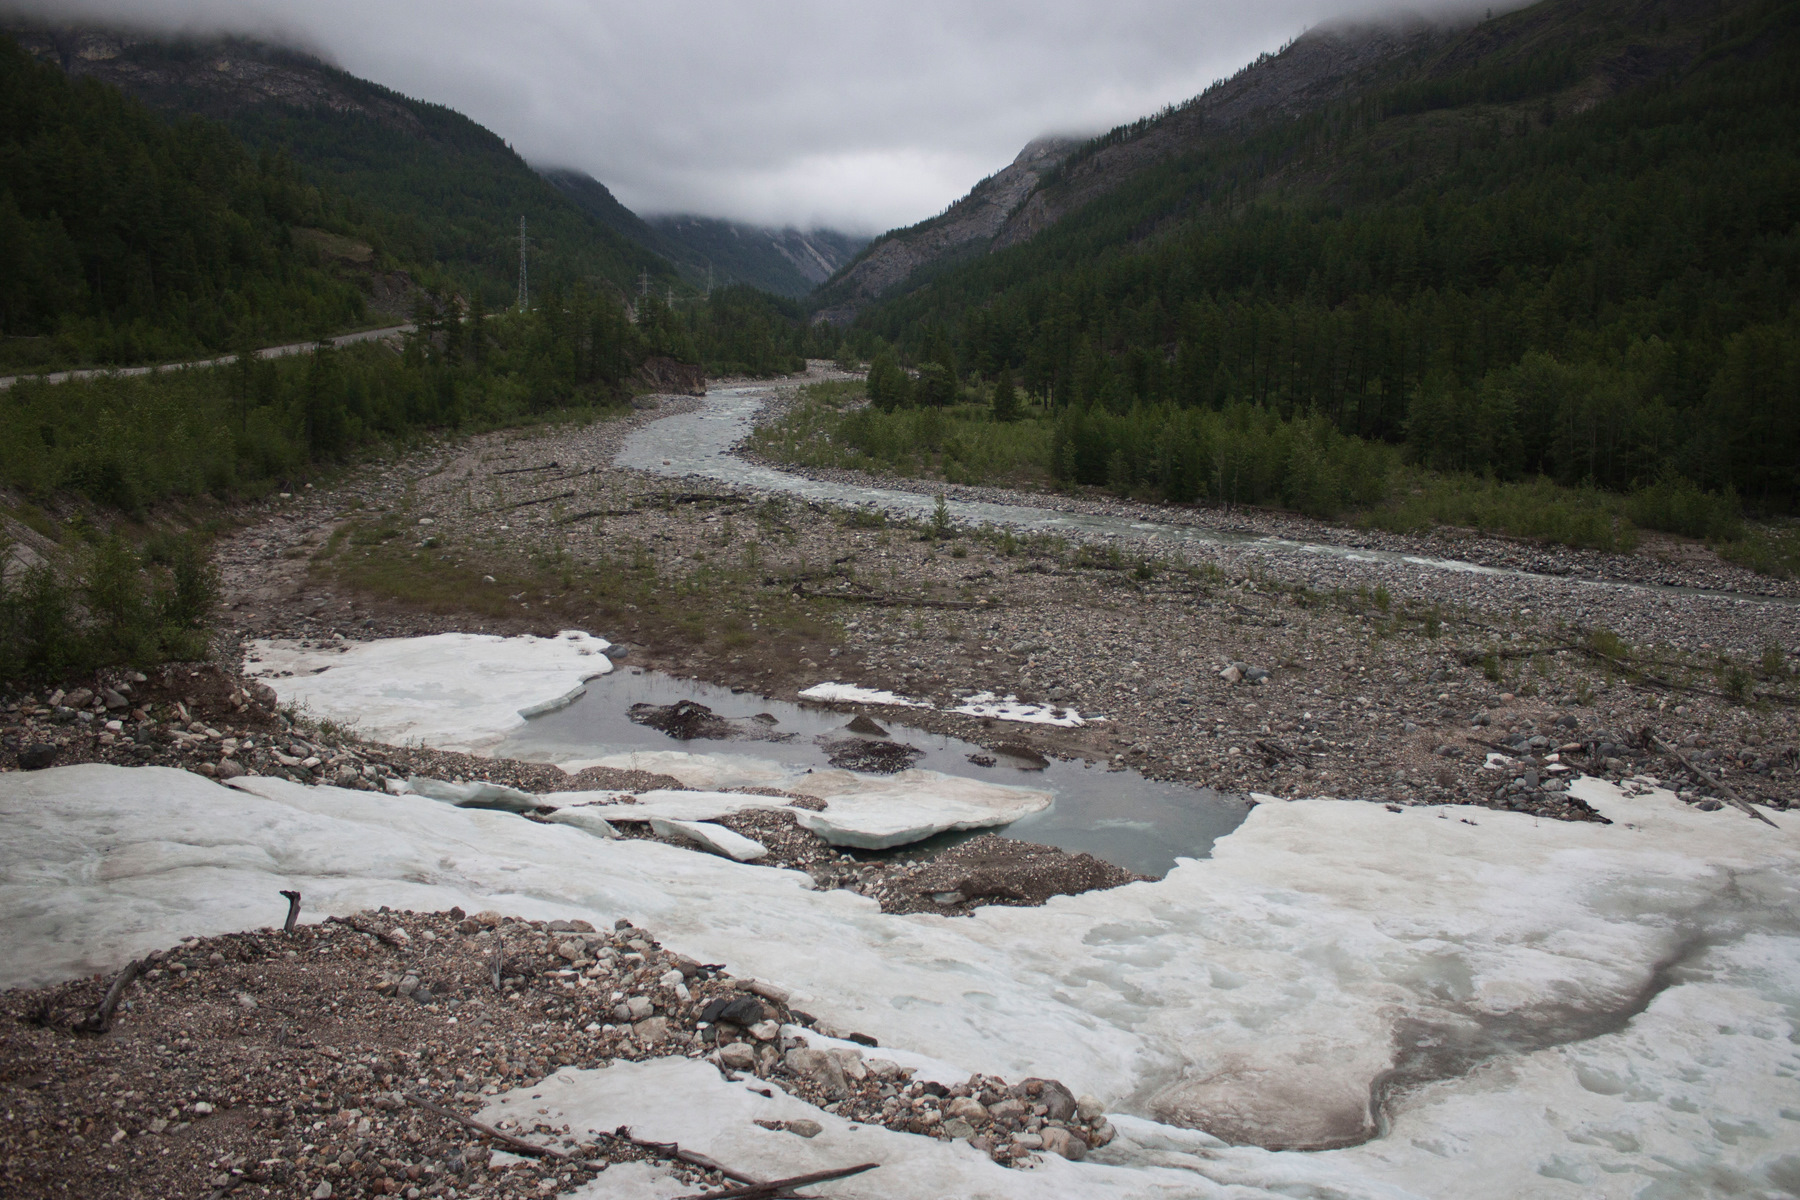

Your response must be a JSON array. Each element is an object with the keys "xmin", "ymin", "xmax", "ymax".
[{"xmin": 4, "ymin": 364, "xmax": 1798, "ymax": 1200}]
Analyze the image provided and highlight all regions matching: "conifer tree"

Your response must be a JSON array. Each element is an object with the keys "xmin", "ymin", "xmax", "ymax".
[{"xmin": 991, "ymin": 368, "xmax": 1019, "ymax": 422}]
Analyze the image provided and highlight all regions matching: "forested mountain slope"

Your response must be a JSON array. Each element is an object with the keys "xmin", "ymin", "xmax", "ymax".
[
  {"xmin": 8, "ymin": 24, "xmax": 674, "ymax": 307},
  {"xmin": 811, "ymin": 17, "xmax": 1449, "ymax": 321},
  {"xmin": 0, "ymin": 36, "xmax": 367, "ymax": 368},
  {"xmin": 847, "ymin": 0, "xmax": 1800, "ymax": 511}
]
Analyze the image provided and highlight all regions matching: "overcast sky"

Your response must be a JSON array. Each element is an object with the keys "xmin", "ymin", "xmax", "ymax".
[{"xmin": 21, "ymin": 1, "xmax": 1489, "ymax": 233}]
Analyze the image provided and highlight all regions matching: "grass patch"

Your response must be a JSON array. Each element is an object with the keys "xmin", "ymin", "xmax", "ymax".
[
  {"xmin": 1717, "ymin": 521, "xmax": 1800, "ymax": 581},
  {"xmin": 312, "ymin": 520, "xmax": 840, "ymax": 667}
]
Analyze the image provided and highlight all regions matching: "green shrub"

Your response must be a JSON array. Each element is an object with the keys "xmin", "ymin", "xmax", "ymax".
[
  {"xmin": 1624, "ymin": 475, "xmax": 1743, "ymax": 541},
  {"xmin": 0, "ymin": 532, "xmax": 218, "ymax": 685}
]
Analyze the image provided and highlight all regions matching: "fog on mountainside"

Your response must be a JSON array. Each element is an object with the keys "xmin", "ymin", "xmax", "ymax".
[
  {"xmin": 539, "ymin": 167, "xmax": 870, "ymax": 299},
  {"xmin": 4, "ymin": 0, "xmax": 1533, "ymax": 234}
]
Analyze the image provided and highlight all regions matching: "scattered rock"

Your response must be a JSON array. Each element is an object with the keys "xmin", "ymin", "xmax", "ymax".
[
  {"xmin": 17, "ymin": 744, "xmax": 57, "ymax": 771},
  {"xmin": 783, "ymin": 1047, "xmax": 848, "ymax": 1098},
  {"xmin": 700, "ymin": 994, "xmax": 767, "ymax": 1027},
  {"xmin": 718, "ymin": 1042, "xmax": 757, "ymax": 1070},
  {"xmin": 1014, "ymin": 1077, "xmax": 1079, "ymax": 1121}
]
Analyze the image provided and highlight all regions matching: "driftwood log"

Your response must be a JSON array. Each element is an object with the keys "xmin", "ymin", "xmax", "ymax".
[
  {"xmin": 672, "ymin": 1162, "xmax": 881, "ymax": 1200},
  {"xmin": 1649, "ymin": 732, "xmax": 1779, "ymax": 827}
]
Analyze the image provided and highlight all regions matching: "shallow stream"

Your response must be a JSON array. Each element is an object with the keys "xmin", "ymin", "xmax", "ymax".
[{"xmin": 493, "ymin": 667, "xmax": 1249, "ymax": 877}]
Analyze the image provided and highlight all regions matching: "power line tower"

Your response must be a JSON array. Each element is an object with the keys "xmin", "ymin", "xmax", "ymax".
[
  {"xmin": 638, "ymin": 269, "xmax": 650, "ymax": 299},
  {"xmin": 516, "ymin": 215, "xmax": 530, "ymax": 311}
]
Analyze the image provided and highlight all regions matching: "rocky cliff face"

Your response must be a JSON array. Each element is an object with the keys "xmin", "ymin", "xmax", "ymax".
[
  {"xmin": 7, "ymin": 26, "xmax": 429, "ymax": 136},
  {"xmin": 812, "ymin": 136, "xmax": 1077, "ymax": 323}
]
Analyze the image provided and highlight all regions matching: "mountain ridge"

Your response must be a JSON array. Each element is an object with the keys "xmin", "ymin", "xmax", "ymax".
[{"xmin": 5, "ymin": 22, "xmax": 674, "ymax": 304}]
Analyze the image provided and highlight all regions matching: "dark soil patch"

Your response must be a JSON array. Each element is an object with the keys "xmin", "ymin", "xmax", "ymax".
[
  {"xmin": 819, "ymin": 736, "xmax": 923, "ymax": 774},
  {"xmin": 627, "ymin": 700, "xmax": 794, "ymax": 744}
]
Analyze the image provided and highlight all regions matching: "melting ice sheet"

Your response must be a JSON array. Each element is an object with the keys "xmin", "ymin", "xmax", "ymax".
[
  {"xmin": 4, "ymin": 764, "xmax": 1798, "ymax": 1197},
  {"xmin": 546, "ymin": 774, "xmax": 1053, "ymax": 851},
  {"xmin": 244, "ymin": 631, "xmax": 613, "ymax": 753}
]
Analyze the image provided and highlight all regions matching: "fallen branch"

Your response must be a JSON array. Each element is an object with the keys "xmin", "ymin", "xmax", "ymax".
[
  {"xmin": 1648, "ymin": 732, "xmax": 1779, "ymax": 827},
  {"xmin": 1579, "ymin": 646, "xmax": 1795, "ymax": 706},
  {"xmin": 404, "ymin": 1093, "xmax": 801, "ymax": 1192},
  {"xmin": 75, "ymin": 958, "xmax": 143, "ymax": 1034},
  {"xmin": 325, "ymin": 915, "xmax": 408, "ymax": 948},
  {"xmin": 279, "ymin": 890, "xmax": 302, "ymax": 934},
  {"xmin": 672, "ymin": 1162, "xmax": 881, "ymax": 1200},
  {"xmin": 556, "ymin": 507, "xmax": 638, "ymax": 523},
  {"xmin": 1255, "ymin": 738, "xmax": 1309, "ymax": 763},
  {"xmin": 493, "ymin": 462, "xmax": 559, "ymax": 475},
  {"xmin": 404, "ymin": 1093, "xmax": 592, "ymax": 1167}
]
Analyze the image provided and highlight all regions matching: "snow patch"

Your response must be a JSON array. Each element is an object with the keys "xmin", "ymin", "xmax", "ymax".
[
  {"xmin": 404, "ymin": 776, "xmax": 540, "ymax": 812},
  {"xmin": 792, "ymin": 767, "xmax": 1051, "ymax": 849},
  {"xmin": 551, "ymin": 767, "xmax": 1051, "ymax": 851},
  {"xmin": 551, "ymin": 788, "xmax": 786, "ymax": 823},
  {"xmin": 4, "ymin": 765, "xmax": 1798, "ymax": 1197},
  {"xmin": 492, "ymin": 1057, "xmax": 1208, "ymax": 1199},
  {"xmin": 951, "ymin": 691, "xmax": 1088, "ymax": 726},
  {"xmin": 647, "ymin": 817, "xmax": 767, "ymax": 862},
  {"xmin": 799, "ymin": 682, "xmax": 930, "ymax": 708},
  {"xmin": 245, "ymin": 631, "xmax": 612, "ymax": 753}
]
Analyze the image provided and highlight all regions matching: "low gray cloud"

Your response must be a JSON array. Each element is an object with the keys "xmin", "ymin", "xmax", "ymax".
[{"xmin": 14, "ymin": 1, "xmax": 1494, "ymax": 232}]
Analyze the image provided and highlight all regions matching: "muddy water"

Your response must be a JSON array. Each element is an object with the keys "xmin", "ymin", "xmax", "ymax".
[
  {"xmin": 617, "ymin": 382, "xmax": 1799, "ymax": 607},
  {"xmin": 493, "ymin": 668, "xmax": 1249, "ymax": 878}
]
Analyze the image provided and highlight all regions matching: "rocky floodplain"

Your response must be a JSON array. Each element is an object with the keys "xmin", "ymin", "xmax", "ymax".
[{"xmin": 182, "ymin": 368, "xmax": 1798, "ymax": 823}]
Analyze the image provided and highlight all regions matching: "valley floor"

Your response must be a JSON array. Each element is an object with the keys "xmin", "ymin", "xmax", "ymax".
[
  {"xmin": 3, "ymin": 362, "xmax": 1799, "ymax": 1200},
  {"xmin": 194, "ymin": 362, "xmax": 1798, "ymax": 818}
]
